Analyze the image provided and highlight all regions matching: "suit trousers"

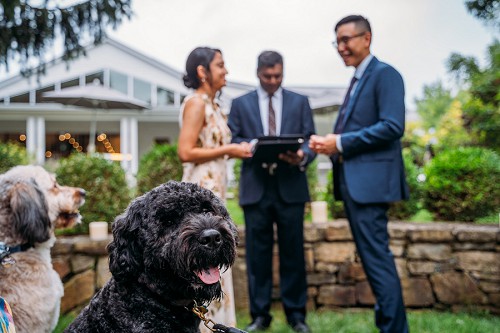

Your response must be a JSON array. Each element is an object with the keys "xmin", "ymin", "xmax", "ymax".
[
  {"xmin": 338, "ymin": 165, "xmax": 409, "ymax": 333},
  {"xmin": 243, "ymin": 175, "xmax": 307, "ymax": 324}
]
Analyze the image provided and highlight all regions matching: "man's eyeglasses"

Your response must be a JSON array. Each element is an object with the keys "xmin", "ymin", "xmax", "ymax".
[{"xmin": 332, "ymin": 32, "xmax": 367, "ymax": 48}]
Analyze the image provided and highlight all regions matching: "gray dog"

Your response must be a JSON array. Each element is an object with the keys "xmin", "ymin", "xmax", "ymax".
[{"xmin": 65, "ymin": 181, "xmax": 239, "ymax": 333}]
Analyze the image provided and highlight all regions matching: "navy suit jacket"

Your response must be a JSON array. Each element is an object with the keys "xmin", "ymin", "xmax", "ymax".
[
  {"xmin": 228, "ymin": 89, "xmax": 316, "ymax": 206},
  {"xmin": 333, "ymin": 57, "xmax": 409, "ymax": 204}
]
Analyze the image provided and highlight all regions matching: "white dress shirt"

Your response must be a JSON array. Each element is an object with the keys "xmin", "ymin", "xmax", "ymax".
[{"xmin": 257, "ymin": 86, "xmax": 283, "ymax": 136}]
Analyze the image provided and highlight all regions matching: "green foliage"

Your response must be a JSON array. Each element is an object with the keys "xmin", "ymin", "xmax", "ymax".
[
  {"xmin": 55, "ymin": 153, "xmax": 131, "ymax": 233},
  {"xmin": 423, "ymin": 147, "xmax": 500, "ymax": 222},
  {"xmin": 388, "ymin": 149, "xmax": 424, "ymax": 220},
  {"xmin": 0, "ymin": 0, "xmax": 133, "ymax": 76},
  {"xmin": 415, "ymin": 81, "xmax": 454, "ymax": 130},
  {"xmin": 465, "ymin": 0, "xmax": 500, "ymax": 28},
  {"xmin": 136, "ymin": 144, "xmax": 183, "ymax": 195},
  {"xmin": 324, "ymin": 169, "xmax": 346, "ymax": 219},
  {"xmin": 306, "ymin": 159, "xmax": 319, "ymax": 202},
  {"xmin": 0, "ymin": 141, "xmax": 29, "ymax": 173},
  {"xmin": 448, "ymin": 41, "xmax": 500, "ymax": 151}
]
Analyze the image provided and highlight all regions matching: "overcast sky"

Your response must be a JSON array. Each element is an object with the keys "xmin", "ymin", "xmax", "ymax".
[
  {"xmin": 107, "ymin": 0, "xmax": 497, "ymax": 110},
  {"xmin": 2, "ymin": 0, "xmax": 497, "ymax": 111}
]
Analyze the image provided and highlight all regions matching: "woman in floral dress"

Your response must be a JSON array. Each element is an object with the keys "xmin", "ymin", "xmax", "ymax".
[{"xmin": 178, "ymin": 47, "xmax": 251, "ymax": 332}]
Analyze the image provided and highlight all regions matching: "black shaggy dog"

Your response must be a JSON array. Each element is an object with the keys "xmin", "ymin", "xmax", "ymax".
[{"xmin": 65, "ymin": 181, "xmax": 238, "ymax": 333}]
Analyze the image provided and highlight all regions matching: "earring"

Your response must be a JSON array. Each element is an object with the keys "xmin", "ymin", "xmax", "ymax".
[{"xmin": 201, "ymin": 78, "xmax": 206, "ymax": 83}]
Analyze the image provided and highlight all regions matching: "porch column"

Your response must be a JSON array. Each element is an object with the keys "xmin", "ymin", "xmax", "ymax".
[
  {"xmin": 120, "ymin": 117, "xmax": 138, "ymax": 186},
  {"xmin": 26, "ymin": 117, "xmax": 45, "ymax": 165}
]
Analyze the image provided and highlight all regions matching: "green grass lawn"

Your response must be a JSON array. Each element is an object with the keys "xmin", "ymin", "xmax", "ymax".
[{"xmin": 54, "ymin": 309, "xmax": 500, "ymax": 333}]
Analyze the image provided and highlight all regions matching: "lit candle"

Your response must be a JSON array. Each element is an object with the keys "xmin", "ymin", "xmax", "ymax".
[
  {"xmin": 89, "ymin": 221, "xmax": 108, "ymax": 241},
  {"xmin": 311, "ymin": 201, "xmax": 328, "ymax": 223}
]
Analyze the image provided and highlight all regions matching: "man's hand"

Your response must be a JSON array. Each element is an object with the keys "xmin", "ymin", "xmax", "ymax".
[
  {"xmin": 309, "ymin": 134, "xmax": 339, "ymax": 155},
  {"xmin": 279, "ymin": 149, "xmax": 305, "ymax": 165}
]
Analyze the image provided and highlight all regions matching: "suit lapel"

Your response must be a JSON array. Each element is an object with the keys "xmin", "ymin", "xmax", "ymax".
[
  {"xmin": 341, "ymin": 57, "xmax": 378, "ymax": 129},
  {"xmin": 250, "ymin": 90, "xmax": 264, "ymax": 136},
  {"xmin": 281, "ymin": 89, "xmax": 290, "ymax": 134}
]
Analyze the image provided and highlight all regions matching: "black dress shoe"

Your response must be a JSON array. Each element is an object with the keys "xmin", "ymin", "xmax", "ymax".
[
  {"xmin": 291, "ymin": 321, "xmax": 311, "ymax": 333},
  {"xmin": 245, "ymin": 316, "xmax": 271, "ymax": 332}
]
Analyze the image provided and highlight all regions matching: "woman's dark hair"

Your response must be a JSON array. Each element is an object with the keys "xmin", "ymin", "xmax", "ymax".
[
  {"xmin": 334, "ymin": 15, "xmax": 371, "ymax": 33},
  {"xmin": 183, "ymin": 47, "xmax": 221, "ymax": 89}
]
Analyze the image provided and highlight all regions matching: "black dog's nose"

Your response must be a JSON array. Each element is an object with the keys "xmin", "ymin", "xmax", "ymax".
[{"xmin": 199, "ymin": 229, "xmax": 222, "ymax": 249}]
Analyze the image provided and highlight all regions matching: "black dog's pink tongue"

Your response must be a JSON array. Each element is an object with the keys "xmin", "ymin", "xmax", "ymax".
[{"xmin": 196, "ymin": 267, "xmax": 221, "ymax": 284}]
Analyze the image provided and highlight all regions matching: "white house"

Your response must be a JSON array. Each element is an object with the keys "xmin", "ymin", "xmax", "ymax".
[{"xmin": 0, "ymin": 38, "xmax": 344, "ymax": 181}]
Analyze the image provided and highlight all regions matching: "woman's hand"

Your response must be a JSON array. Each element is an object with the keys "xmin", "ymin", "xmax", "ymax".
[{"xmin": 227, "ymin": 142, "xmax": 253, "ymax": 159}]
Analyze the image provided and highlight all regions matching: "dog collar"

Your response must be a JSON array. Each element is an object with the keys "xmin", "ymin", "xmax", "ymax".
[{"xmin": 7, "ymin": 243, "xmax": 33, "ymax": 254}]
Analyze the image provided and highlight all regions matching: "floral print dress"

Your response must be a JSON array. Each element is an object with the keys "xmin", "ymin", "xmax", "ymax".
[
  {"xmin": 179, "ymin": 93, "xmax": 236, "ymax": 331},
  {"xmin": 180, "ymin": 93, "xmax": 231, "ymax": 200}
]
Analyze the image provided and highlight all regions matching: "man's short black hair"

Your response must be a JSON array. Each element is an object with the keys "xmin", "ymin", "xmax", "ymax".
[
  {"xmin": 335, "ymin": 15, "xmax": 371, "ymax": 33},
  {"xmin": 257, "ymin": 50, "xmax": 283, "ymax": 72}
]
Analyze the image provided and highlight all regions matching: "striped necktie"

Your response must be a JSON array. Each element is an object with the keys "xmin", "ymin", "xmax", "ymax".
[
  {"xmin": 268, "ymin": 93, "xmax": 276, "ymax": 136},
  {"xmin": 334, "ymin": 76, "xmax": 357, "ymax": 134}
]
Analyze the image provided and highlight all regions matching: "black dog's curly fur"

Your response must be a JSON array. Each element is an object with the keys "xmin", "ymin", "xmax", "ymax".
[{"xmin": 65, "ymin": 181, "xmax": 238, "ymax": 333}]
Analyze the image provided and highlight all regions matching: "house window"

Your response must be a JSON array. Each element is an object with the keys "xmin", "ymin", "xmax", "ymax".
[
  {"xmin": 86, "ymin": 71, "xmax": 104, "ymax": 85},
  {"xmin": 10, "ymin": 92, "xmax": 29, "ymax": 103},
  {"xmin": 157, "ymin": 86, "xmax": 175, "ymax": 106},
  {"xmin": 36, "ymin": 85, "xmax": 55, "ymax": 103},
  {"xmin": 133, "ymin": 78, "xmax": 151, "ymax": 104},
  {"xmin": 61, "ymin": 78, "xmax": 79, "ymax": 89},
  {"xmin": 110, "ymin": 70, "xmax": 128, "ymax": 94}
]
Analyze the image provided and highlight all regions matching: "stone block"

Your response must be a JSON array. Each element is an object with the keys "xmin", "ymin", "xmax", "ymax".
[
  {"xmin": 430, "ymin": 271, "xmax": 488, "ymax": 305},
  {"xmin": 61, "ymin": 270, "xmax": 95, "ymax": 313},
  {"xmin": 388, "ymin": 222, "xmax": 411, "ymax": 239},
  {"xmin": 96, "ymin": 256, "xmax": 111, "ymax": 289},
  {"xmin": 71, "ymin": 254, "xmax": 95, "ymax": 274},
  {"xmin": 317, "ymin": 285, "xmax": 356, "ymax": 306},
  {"xmin": 325, "ymin": 220, "xmax": 353, "ymax": 241},
  {"xmin": 52, "ymin": 255, "xmax": 71, "ymax": 279},
  {"xmin": 390, "ymin": 241, "xmax": 405, "ymax": 257},
  {"xmin": 52, "ymin": 237, "xmax": 75, "ymax": 255},
  {"xmin": 315, "ymin": 262, "xmax": 340, "ymax": 274},
  {"xmin": 401, "ymin": 278, "xmax": 435, "ymax": 307},
  {"xmin": 314, "ymin": 242, "xmax": 356, "ymax": 263},
  {"xmin": 305, "ymin": 246, "xmax": 315, "ymax": 272},
  {"xmin": 455, "ymin": 251, "xmax": 500, "ymax": 273},
  {"xmin": 304, "ymin": 224, "xmax": 321, "ymax": 242},
  {"xmin": 338, "ymin": 262, "xmax": 366, "ymax": 284},
  {"xmin": 307, "ymin": 273, "xmax": 337, "ymax": 285},
  {"xmin": 407, "ymin": 260, "xmax": 455, "ymax": 275},
  {"xmin": 408, "ymin": 225, "xmax": 454, "ymax": 243},
  {"xmin": 453, "ymin": 242, "xmax": 496, "ymax": 251},
  {"xmin": 73, "ymin": 236, "xmax": 111, "ymax": 255},
  {"xmin": 453, "ymin": 225, "xmax": 498, "ymax": 243},
  {"xmin": 407, "ymin": 243, "xmax": 452, "ymax": 261},
  {"xmin": 355, "ymin": 281, "xmax": 375, "ymax": 305},
  {"xmin": 489, "ymin": 293, "xmax": 500, "ymax": 307},
  {"xmin": 479, "ymin": 281, "xmax": 500, "ymax": 293},
  {"xmin": 395, "ymin": 258, "xmax": 409, "ymax": 279}
]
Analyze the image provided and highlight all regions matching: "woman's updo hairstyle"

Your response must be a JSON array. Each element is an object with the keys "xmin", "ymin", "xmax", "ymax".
[{"xmin": 183, "ymin": 47, "xmax": 221, "ymax": 89}]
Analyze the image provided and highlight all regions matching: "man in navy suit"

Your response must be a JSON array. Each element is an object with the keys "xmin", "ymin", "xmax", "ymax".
[
  {"xmin": 228, "ymin": 51, "xmax": 316, "ymax": 333},
  {"xmin": 310, "ymin": 15, "xmax": 409, "ymax": 333}
]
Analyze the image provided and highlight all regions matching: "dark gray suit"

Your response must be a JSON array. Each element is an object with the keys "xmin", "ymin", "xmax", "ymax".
[{"xmin": 228, "ymin": 88, "xmax": 315, "ymax": 324}]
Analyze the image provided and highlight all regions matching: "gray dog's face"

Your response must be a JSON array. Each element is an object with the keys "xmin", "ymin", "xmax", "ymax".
[{"xmin": 108, "ymin": 181, "xmax": 238, "ymax": 304}]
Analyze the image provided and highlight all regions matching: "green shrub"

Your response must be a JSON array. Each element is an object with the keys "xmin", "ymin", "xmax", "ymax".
[
  {"xmin": 306, "ymin": 159, "xmax": 319, "ymax": 202},
  {"xmin": 136, "ymin": 144, "xmax": 183, "ymax": 195},
  {"xmin": 324, "ymin": 169, "xmax": 346, "ymax": 219},
  {"xmin": 389, "ymin": 149, "xmax": 425, "ymax": 220},
  {"xmin": 55, "ymin": 153, "xmax": 131, "ymax": 233},
  {"xmin": 423, "ymin": 147, "xmax": 500, "ymax": 222},
  {"xmin": 0, "ymin": 141, "xmax": 29, "ymax": 173}
]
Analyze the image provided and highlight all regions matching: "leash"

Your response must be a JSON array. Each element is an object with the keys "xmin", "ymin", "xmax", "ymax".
[{"xmin": 191, "ymin": 300, "xmax": 248, "ymax": 333}]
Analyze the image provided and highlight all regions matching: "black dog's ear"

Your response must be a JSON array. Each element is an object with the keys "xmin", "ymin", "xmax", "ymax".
[
  {"xmin": 9, "ymin": 180, "xmax": 51, "ymax": 245},
  {"xmin": 108, "ymin": 198, "xmax": 144, "ymax": 282}
]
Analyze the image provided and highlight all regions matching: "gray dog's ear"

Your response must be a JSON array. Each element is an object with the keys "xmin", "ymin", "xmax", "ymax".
[
  {"xmin": 10, "ymin": 180, "xmax": 51, "ymax": 245},
  {"xmin": 108, "ymin": 199, "xmax": 144, "ymax": 282}
]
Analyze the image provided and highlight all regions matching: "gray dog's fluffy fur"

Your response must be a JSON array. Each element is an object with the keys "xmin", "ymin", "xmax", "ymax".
[{"xmin": 65, "ymin": 181, "xmax": 238, "ymax": 333}]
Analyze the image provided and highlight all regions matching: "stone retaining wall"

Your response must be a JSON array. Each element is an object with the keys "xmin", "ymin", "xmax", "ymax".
[{"xmin": 52, "ymin": 221, "xmax": 500, "ymax": 315}]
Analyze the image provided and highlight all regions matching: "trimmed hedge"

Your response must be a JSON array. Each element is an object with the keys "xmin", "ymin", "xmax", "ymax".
[
  {"xmin": 136, "ymin": 144, "xmax": 183, "ymax": 195},
  {"xmin": 0, "ymin": 142, "xmax": 29, "ymax": 174},
  {"xmin": 423, "ymin": 147, "xmax": 500, "ymax": 222},
  {"xmin": 55, "ymin": 153, "xmax": 131, "ymax": 232}
]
